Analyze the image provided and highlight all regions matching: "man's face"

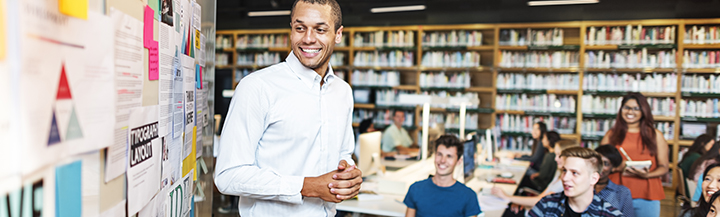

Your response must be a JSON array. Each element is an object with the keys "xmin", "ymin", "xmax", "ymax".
[
  {"xmin": 393, "ymin": 111, "xmax": 405, "ymax": 126},
  {"xmin": 289, "ymin": 2, "xmax": 342, "ymax": 70},
  {"xmin": 434, "ymin": 144, "xmax": 459, "ymax": 176},
  {"xmin": 561, "ymin": 157, "xmax": 599, "ymax": 198},
  {"xmin": 599, "ymin": 156, "xmax": 613, "ymax": 179}
]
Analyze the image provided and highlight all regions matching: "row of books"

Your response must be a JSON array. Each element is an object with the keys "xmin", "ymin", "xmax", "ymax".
[
  {"xmin": 235, "ymin": 69, "xmax": 251, "ymax": 82},
  {"xmin": 353, "ymin": 30, "xmax": 416, "ymax": 47},
  {"xmin": 498, "ymin": 135, "xmax": 533, "ymax": 152},
  {"xmin": 681, "ymin": 99, "xmax": 720, "ymax": 118},
  {"xmin": 495, "ymin": 94, "xmax": 576, "ymax": 113},
  {"xmin": 683, "ymin": 50, "xmax": 720, "ymax": 68},
  {"xmin": 682, "ymin": 74, "xmax": 720, "ymax": 93},
  {"xmin": 581, "ymin": 119, "xmax": 615, "ymax": 137},
  {"xmin": 351, "ymin": 70, "xmax": 401, "ymax": 87},
  {"xmin": 236, "ymin": 52, "xmax": 282, "ymax": 66},
  {"xmin": 421, "ymin": 113, "xmax": 479, "ymax": 130},
  {"xmin": 498, "ymin": 28, "xmax": 564, "ymax": 46},
  {"xmin": 497, "ymin": 73, "xmax": 580, "ymax": 91},
  {"xmin": 375, "ymin": 90, "xmax": 416, "ymax": 107},
  {"xmin": 585, "ymin": 49, "xmax": 677, "ymax": 69},
  {"xmin": 216, "ymin": 35, "xmax": 233, "ymax": 49},
  {"xmin": 496, "ymin": 114, "xmax": 576, "ymax": 135},
  {"xmin": 581, "ymin": 95, "xmax": 676, "ymax": 116},
  {"xmin": 335, "ymin": 70, "xmax": 347, "ymax": 81},
  {"xmin": 422, "ymin": 30, "xmax": 483, "ymax": 47},
  {"xmin": 418, "ymin": 91, "xmax": 480, "ymax": 109},
  {"xmin": 656, "ymin": 122, "xmax": 675, "ymax": 141},
  {"xmin": 419, "ymin": 72, "xmax": 471, "ymax": 88},
  {"xmin": 585, "ymin": 25, "xmax": 676, "ymax": 45},
  {"xmin": 684, "ymin": 25, "xmax": 720, "ymax": 45},
  {"xmin": 582, "ymin": 73, "xmax": 678, "ymax": 93},
  {"xmin": 498, "ymin": 51, "xmax": 580, "ymax": 68},
  {"xmin": 236, "ymin": 34, "xmax": 288, "ymax": 49},
  {"xmin": 353, "ymin": 51, "xmax": 415, "ymax": 67},
  {"xmin": 420, "ymin": 51, "xmax": 481, "ymax": 68},
  {"xmin": 330, "ymin": 53, "xmax": 346, "ymax": 66},
  {"xmin": 216, "ymin": 53, "xmax": 231, "ymax": 66},
  {"xmin": 352, "ymin": 109, "xmax": 415, "ymax": 128}
]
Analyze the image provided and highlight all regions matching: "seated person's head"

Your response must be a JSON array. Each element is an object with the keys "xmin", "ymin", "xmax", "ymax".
[
  {"xmin": 544, "ymin": 131, "xmax": 561, "ymax": 149},
  {"xmin": 434, "ymin": 135, "xmax": 463, "ymax": 176},
  {"xmin": 553, "ymin": 139, "xmax": 579, "ymax": 168},
  {"xmin": 701, "ymin": 164, "xmax": 720, "ymax": 207},
  {"xmin": 707, "ymin": 191, "xmax": 720, "ymax": 217},
  {"xmin": 594, "ymin": 144, "xmax": 623, "ymax": 179},
  {"xmin": 359, "ymin": 118, "xmax": 375, "ymax": 134},
  {"xmin": 559, "ymin": 147, "xmax": 603, "ymax": 198},
  {"xmin": 393, "ymin": 110, "xmax": 406, "ymax": 126}
]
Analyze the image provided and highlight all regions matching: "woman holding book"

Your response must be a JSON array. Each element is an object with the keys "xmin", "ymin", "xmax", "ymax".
[{"xmin": 601, "ymin": 92, "xmax": 669, "ymax": 217}]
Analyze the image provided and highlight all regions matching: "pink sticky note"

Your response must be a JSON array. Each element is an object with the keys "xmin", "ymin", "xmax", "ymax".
[
  {"xmin": 143, "ymin": 6, "xmax": 155, "ymax": 47},
  {"xmin": 148, "ymin": 41, "xmax": 159, "ymax": 80}
]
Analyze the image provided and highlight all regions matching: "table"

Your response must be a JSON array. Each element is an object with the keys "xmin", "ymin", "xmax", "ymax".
[{"xmin": 336, "ymin": 161, "xmax": 529, "ymax": 217}]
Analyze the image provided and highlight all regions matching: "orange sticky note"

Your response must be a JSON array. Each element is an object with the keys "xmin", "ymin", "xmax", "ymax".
[{"xmin": 58, "ymin": 0, "xmax": 88, "ymax": 19}]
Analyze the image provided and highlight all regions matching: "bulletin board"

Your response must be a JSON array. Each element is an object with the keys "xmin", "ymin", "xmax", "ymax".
[{"xmin": 0, "ymin": 0, "xmax": 217, "ymax": 216}]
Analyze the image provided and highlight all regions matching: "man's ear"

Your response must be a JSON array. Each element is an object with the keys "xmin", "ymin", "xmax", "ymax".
[
  {"xmin": 590, "ymin": 171, "xmax": 600, "ymax": 185},
  {"xmin": 335, "ymin": 26, "xmax": 344, "ymax": 44}
]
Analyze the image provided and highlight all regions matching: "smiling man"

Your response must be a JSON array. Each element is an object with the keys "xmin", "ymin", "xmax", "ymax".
[
  {"xmin": 529, "ymin": 147, "xmax": 624, "ymax": 217},
  {"xmin": 214, "ymin": 0, "xmax": 362, "ymax": 216},
  {"xmin": 403, "ymin": 135, "xmax": 481, "ymax": 217}
]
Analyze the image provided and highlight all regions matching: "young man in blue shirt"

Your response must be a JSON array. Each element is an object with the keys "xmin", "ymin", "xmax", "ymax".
[
  {"xmin": 529, "ymin": 147, "xmax": 624, "ymax": 217},
  {"xmin": 403, "ymin": 135, "xmax": 481, "ymax": 217}
]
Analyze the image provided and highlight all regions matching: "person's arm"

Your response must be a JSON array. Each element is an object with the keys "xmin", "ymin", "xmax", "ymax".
[
  {"xmin": 527, "ymin": 197, "xmax": 547, "ymax": 217},
  {"xmin": 492, "ymin": 184, "xmax": 555, "ymax": 207},
  {"xmin": 625, "ymin": 130, "xmax": 669, "ymax": 178},
  {"xmin": 381, "ymin": 130, "xmax": 396, "ymax": 153},
  {"xmin": 328, "ymin": 105, "xmax": 363, "ymax": 200},
  {"xmin": 405, "ymin": 208, "xmax": 416, "ymax": 217}
]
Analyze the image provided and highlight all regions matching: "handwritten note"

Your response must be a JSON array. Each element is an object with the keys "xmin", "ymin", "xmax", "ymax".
[{"xmin": 144, "ymin": 6, "xmax": 159, "ymax": 80}]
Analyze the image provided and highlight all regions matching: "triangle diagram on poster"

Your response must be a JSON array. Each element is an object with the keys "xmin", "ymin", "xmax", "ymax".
[
  {"xmin": 48, "ymin": 108, "xmax": 62, "ymax": 146},
  {"xmin": 65, "ymin": 105, "xmax": 83, "ymax": 141},
  {"xmin": 57, "ymin": 63, "xmax": 72, "ymax": 100}
]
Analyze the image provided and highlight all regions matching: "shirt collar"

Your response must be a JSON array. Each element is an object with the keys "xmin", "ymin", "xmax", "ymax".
[{"xmin": 285, "ymin": 52, "xmax": 336, "ymax": 89}]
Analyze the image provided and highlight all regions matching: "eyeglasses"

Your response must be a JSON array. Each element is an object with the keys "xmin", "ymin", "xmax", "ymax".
[{"xmin": 621, "ymin": 106, "xmax": 641, "ymax": 112}]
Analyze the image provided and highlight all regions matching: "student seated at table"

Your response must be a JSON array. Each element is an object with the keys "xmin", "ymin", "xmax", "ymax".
[
  {"xmin": 528, "ymin": 147, "xmax": 624, "ymax": 217},
  {"xmin": 690, "ymin": 140, "xmax": 720, "ymax": 202},
  {"xmin": 381, "ymin": 110, "xmax": 419, "ymax": 157},
  {"xmin": 518, "ymin": 131, "xmax": 561, "ymax": 192},
  {"xmin": 403, "ymin": 135, "xmax": 481, "ymax": 217},
  {"xmin": 683, "ymin": 163, "xmax": 720, "ymax": 217}
]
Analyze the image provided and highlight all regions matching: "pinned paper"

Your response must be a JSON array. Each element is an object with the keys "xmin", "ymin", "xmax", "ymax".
[
  {"xmin": 182, "ymin": 127, "xmax": 197, "ymax": 181},
  {"xmin": 56, "ymin": 160, "xmax": 82, "ymax": 217},
  {"xmin": 148, "ymin": 42, "xmax": 159, "ymax": 80},
  {"xmin": 59, "ymin": 0, "xmax": 88, "ymax": 19},
  {"xmin": 144, "ymin": 6, "xmax": 159, "ymax": 80},
  {"xmin": 195, "ymin": 65, "xmax": 202, "ymax": 89}
]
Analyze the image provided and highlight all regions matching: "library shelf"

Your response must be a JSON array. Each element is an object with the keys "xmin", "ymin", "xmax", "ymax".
[
  {"xmin": 680, "ymin": 117, "xmax": 720, "ymax": 122},
  {"xmin": 216, "ymin": 65, "xmax": 234, "ymax": 69},
  {"xmin": 683, "ymin": 68, "xmax": 720, "ymax": 74},
  {"xmin": 353, "ymin": 66, "xmax": 419, "ymax": 71},
  {"xmin": 584, "ymin": 68, "xmax": 676, "ymax": 73},
  {"xmin": 654, "ymin": 116, "xmax": 676, "ymax": 122},
  {"xmin": 419, "ymin": 66, "xmax": 491, "ymax": 72},
  {"xmin": 393, "ymin": 85, "xmax": 420, "ymax": 91},
  {"xmin": 333, "ymin": 47, "xmax": 350, "ymax": 51},
  {"xmin": 681, "ymin": 92, "xmax": 720, "ymax": 97},
  {"xmin": 353, "ymin": 103, "xmax": 376, "ymax": 109},
  {"xmin": 582, "ymin": 90, "xmax": 675, "ymax": 97},
  {"xmin": 351, "ymin": 85, "xmax": 393, "ymax": 89},
  {"xmin": 374, "ymin": 105, "xmax": 417, "ymax": 111},
  {"xmin": 445, "ymin": 108, "xmax": 495, "ymax": 113},
  {"xmin": 465, "ymin": 87, "xmax": 494, "ymax": 93},
  {"xmin": 683, "ymin": 44, "xmax": 720, "ymax": 49},
  {"xmin": 497, "ymin": 67, "xmax": 580, "ymax": 73},
  {"xmin": 678, "ymin": 140, "xmax": 693, "ymax": 146},
  {"xmin": 582, "ymin": 113, "xmax": 617, "ymax": 119},
  {"xmin": 495, "ymin": 110, "xmax": 525, "ymax": 115},
  {"xmin": 419, "ymin": 87, "xmax": 467, "ymax": 92},
  {"xmin": 496, "ymin": 89, "xmax": 579, "ymax": 95},
  {"xmin": 581, "ymin": 135, "xmax": 604, "ymax": 141}
]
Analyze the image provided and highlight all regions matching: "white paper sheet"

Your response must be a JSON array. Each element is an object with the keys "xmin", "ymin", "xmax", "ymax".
[
  {"xmin": 127, "ymin": 105, "xmax": 162, "ymax": 216},
  {"xmin": 19, "ymin": 0, "xmax": 114, "ymax": 175},
  {"xmin": 166, "ymin": 169, "xmax": 193, "ymax": 217},
  {"xmin": 192, "ymin": 1, "xmax": 201, "ymax": 30},
  {"xmin": 181, "ymin": 55, "xmax": 195, "ymax": 158},
  {"xmin": 0, "ymin": 59, "xmax": 18, "ymax": 179},
  {"xmin": 82, "ymin": 151, "xmax": 101, "ymax": 217},
  {"xmin": 99, "ymin": 200, "xmax": 126, "ymax": 217},
  {"xmin": 158, "ymin": 21, "xmax": 177, "ymax": 138},
  {"xmin": 170, "ymin": 135, "xmax": 183, "ymax": 184},
  {"xmin": 106, "ymin": 8, "xmax": 145, "ymax": 183},
  {"xmin": 195, "ymin": 83, "xmax": 208, "ymax": 158},
  {"xmin": 138, "ymin": 187, "xmax": 167, "ymax": 217},
  {"xmin": 172, "ymin": 53, "xmax": 184, "ymax": 139},
  {"xmin": 1, "ymin": 167, "xmax": 55, "ymax": 217}
]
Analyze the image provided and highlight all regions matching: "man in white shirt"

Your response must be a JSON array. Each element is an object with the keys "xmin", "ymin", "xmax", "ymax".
[
  {"xmin": 214, "ymin": 0, "xmax": 362, "ymax": 216},
  {"xmin": 381, "ymin": 110, "xmax": 417, "ymax": 156}
]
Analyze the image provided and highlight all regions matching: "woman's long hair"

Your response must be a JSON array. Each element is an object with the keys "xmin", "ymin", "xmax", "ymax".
[
  {"xmin": 690, "ymin": 141, "xmax": 720, "ymax": 179},
  {"xmin": 686, "ymin": 164, "xmax": 720, "ymax": 217},
  {"xmin": 532, "ymin": 122, "xmax": 548, "ymax": 154},
  {"xmin": 608, "ymin": 93, "xmax": 658, "ymax": 156},
  {"xmin": 683, "ymin": 134, "xmax": 714, "ymax": 163}
]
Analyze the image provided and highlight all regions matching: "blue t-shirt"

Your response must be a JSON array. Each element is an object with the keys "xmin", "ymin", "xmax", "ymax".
[{"xmin": 403, "ymin": 178, "xmax": 481, "ymax": 217}]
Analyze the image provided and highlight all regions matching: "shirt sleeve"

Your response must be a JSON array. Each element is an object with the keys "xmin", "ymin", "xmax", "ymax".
[
  {"xmin": 693, "ymin": 173, "xmax": 703, "ymax": 202},
  {"xmin": 465, "ymin": 190, "xmax": 481, "ymax": 216},
  {"xmin": 213, "ymin": 76, "xmax": 304, "ymax": 204},
  {"xmin": 619, "ymin": 187, "xmax": 636, "ymax": 217},
  {"xmin": 528, "ymin": 197, "xmax": 547, "ymax": 217},
  {"xmin": 403, "ymin": 184, "xmax": 417, "ymax": 209},
  {"xmin": 339, "ymin": 95, "xmax": 356, "ymax": 166}
]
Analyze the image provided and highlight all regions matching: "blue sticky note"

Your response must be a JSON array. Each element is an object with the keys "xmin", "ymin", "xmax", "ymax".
[
  {"xmin": 195, "ymin": 64, "xmax": 202, "ymax": 89},
  {"xmin": 55, "ymin": 160, "xmax": 82, "ymax": 217}
]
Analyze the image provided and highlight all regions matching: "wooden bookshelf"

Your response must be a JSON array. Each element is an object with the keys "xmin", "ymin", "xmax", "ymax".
[{"xmin": 219, "ymin": 18, "xmax": 720, "ymax": 191}]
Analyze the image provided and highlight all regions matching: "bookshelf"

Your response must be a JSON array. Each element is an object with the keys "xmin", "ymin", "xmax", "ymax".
[{"xmin": 217, "ymin": 18, "xmax": 720, "ymax": 190}]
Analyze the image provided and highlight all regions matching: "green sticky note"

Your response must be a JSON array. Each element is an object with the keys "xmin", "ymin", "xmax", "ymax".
[{"xmin": 148, "ymin": 0, "xmax": 160, "ymax": 20}]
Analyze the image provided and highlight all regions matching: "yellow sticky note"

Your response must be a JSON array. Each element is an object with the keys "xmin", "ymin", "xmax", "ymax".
[
  {"xmin": 59, "ymin": 0, "xmax": 88, "ymax": 19},
  {"xmin": 0, "ymin": 0, "xmax": 5, "ymax": 60},
  {"xmin": 182, "ymin": 127, "xmax": 198, "ymax": 181},
  {"xmin": 194, "ymin": 29, "xmax": 201, "ymax": 49}
]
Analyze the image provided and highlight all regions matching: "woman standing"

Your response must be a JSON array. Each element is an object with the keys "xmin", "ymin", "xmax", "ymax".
[{"xmin": 601, "ymin": 93, "xmax": 669, "ymax": 217}]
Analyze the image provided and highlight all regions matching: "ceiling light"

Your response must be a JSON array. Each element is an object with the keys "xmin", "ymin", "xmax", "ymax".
[
  {"xmin": 370, "ymin": 5, "xmax": 426, "ymax": 13},
  {"xmin": 528, "ymin": 0, "xmax": 598, "ymax": 6},
  {"xmin": 247, "ymin": 10, "xmax": 291, "ymax": 17}
]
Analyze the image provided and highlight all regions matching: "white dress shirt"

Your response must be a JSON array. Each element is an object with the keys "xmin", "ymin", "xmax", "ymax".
[{"xmin": 214, "ymin": 52, "xmax": 355, "ymax": 216}]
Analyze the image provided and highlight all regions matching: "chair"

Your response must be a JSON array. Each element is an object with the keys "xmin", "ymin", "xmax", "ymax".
[{"xmin": 676, "ymin": 168, "xmax": 692, "ymax": 211}]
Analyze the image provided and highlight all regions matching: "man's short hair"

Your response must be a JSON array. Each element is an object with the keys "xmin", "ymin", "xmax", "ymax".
[
  {"xmin": 555, "ymin": 139, "xmax": 578, "ymax": 151},
  {"xmin": 595, "ymin": 144, "xmax": 623, "ymax": 168},
  {"xmin": 291, "ymin": 0, "xmax": 342, "ymax": 31},
  {"xmin": 435, "ymin": 135, "xmax": 463, "ymax": 158},
  {"xmin": 560, "ymin": 147, "xmax": 603, "ymax": 174}
]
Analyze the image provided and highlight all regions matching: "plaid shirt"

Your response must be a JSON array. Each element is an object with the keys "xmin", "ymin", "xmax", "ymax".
[
  {"xmin": 529, "ymin": 192, "xmax": 624, "ymax": 217},
  {"xmin": 597, "ymin": 181, "xmax": 635, "ymax": 217}
]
